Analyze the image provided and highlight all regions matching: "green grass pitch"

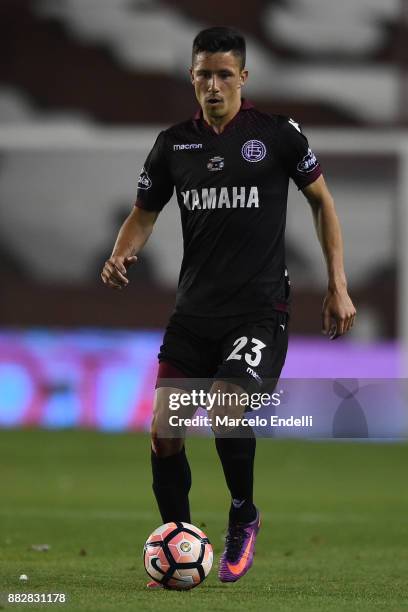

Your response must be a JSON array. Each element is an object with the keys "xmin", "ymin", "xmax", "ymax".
[{"xmin": 1, "ymin": 429, "xmax": 408, "ymax": 611}]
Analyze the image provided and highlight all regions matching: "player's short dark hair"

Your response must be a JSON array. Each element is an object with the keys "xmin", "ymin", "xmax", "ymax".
[{"xmin": 192, "ymin": 27, "xmax": 246, "ymax": 69}]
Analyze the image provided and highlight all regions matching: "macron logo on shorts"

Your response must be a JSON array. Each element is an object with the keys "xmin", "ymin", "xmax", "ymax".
[{"xmin": 246, "ymin": 367, "xmax": 262, "ymax": 384}]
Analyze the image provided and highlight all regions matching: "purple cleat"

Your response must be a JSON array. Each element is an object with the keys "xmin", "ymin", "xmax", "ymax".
[{"xmin": 218, "ymin": 509, "xmax": 261, "ymax": 582}]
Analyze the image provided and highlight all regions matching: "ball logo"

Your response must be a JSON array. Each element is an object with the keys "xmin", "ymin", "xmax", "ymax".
[
  {"xmin": 241, "ymin": 140, "xmax": 266, "ymax": 163},
  {"xmin": 180, "ymin": 541, "xmax": 192, "ymax": 552},
  {"xmin": 138, "ymin": 167, "xmax": 152, "ymax": 190}
]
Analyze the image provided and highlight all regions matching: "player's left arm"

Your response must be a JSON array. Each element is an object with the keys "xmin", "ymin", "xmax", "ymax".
[{"xmin": 302, "ymin": 174, "xmax": 356, "ymax": 339}]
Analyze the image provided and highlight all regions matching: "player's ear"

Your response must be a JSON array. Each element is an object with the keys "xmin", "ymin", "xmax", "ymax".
[
  {"xmin": 189, "ymin": 67, "xmax": 195, "ymax": 85},
  {"xmin": 240, "ymin": 69, "xmax": 249, "ymax": 86}
]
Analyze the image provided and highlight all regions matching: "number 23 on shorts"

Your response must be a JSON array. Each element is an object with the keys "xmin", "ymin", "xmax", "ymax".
[{"xmin": 226, "ymin": 336, "xmax": 266, "ymax": 367}]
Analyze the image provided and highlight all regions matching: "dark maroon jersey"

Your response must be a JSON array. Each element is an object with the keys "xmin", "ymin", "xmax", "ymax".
[{"xmin": 136, "ymin": 100, "xmax": 321, "ymax": 317}]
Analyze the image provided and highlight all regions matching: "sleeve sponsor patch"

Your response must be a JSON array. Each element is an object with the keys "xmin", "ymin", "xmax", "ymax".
[
  {"xmin": 137, "ymin": 167, "xmax": 152, "ymax": 190},
  {"xmin": 296, "ymin": 148, "xmax": 319, "ymax": 174}
]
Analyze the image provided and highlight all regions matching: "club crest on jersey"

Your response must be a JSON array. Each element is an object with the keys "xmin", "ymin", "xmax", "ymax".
[
  {"xmin": 137, "ymin": 167, "xmax": 152, "ymax": 190},
  {"xmin": 297, "ymin": 148, "xmax": 318, "ymax": 174},
  {"xmin": 207, "ymin": 156, "xmax": 224, "ymax": 172},
  {"xmin": 241, "ymin": 140, "xmax": 267, "ymax": 163}
]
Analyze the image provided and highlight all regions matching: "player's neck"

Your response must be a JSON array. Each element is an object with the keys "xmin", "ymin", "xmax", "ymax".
[{"xmin": 202, "ymin": 98, "xmax": 242, "ymax": 134}]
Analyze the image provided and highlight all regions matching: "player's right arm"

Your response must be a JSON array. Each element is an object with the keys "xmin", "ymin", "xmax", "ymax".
[
  {"xmin": 102, "ymin": 131, "xmax": 174, "ymax": 290},
  {"xmin": 101, "ymin": 207, "xmax": 158, "ymax": 290}
]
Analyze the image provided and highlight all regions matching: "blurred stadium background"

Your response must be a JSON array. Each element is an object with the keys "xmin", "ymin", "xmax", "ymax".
[{"xmin": 0, "ymin": 0, "xmax": 407, "ymax": 432}]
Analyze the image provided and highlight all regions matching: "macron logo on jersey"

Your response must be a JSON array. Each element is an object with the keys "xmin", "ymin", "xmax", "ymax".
[
  {"xmin": 181, "ymin": 186, "xmax": 259, "ymax": 210},
  {"xmin": 173, "ymin": 143, "xmax": 203, "ymax": 150}
]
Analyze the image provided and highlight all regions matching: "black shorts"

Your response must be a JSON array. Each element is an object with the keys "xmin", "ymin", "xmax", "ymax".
[{"xmin": 157, "ymin": 310, "xmax": 288, "ymax": 394}]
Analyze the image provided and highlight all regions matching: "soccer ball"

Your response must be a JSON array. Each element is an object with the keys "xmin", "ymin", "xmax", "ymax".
[{"xmin": 143, "ymin": 521, "xmax": 213, "ymax": 589}]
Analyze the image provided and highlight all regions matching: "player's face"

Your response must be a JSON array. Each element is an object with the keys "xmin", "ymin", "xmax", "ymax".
[{"xmin": 190, "ymin": 52, "xmax": 248, "ymax": 122}]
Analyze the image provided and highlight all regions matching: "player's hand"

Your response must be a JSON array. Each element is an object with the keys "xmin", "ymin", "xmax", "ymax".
[
  {"xmin": 322, "ymin": 288, "xmax": 356, "ymax": 340},
  {"xmin": 100, "ymin": 255, "xmax": 137, "ymax": 289}
]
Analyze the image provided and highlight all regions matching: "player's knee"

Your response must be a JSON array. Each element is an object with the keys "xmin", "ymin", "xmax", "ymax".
[
  {"xmin": 151, "ymin": 426, "xmax": 184, "ymax": 458},
  {"xmin": 208, "ymin": 380, "xmax": 248, "ymax": 435}
]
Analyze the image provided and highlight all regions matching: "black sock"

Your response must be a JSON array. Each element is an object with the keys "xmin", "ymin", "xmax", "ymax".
[
  {"xmin": 151, "ymin": 446, "xmax": 192, "ymax": 523},
  {"xmin": 214, "ymin": 425, "xmax": 257, "ymax": 524}
]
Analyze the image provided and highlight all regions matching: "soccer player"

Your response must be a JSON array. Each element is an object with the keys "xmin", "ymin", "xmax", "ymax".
[{"xmin": 101, "ymin": 27, "xmax": 356, "ymax": 585}]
